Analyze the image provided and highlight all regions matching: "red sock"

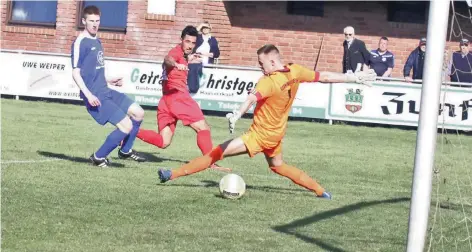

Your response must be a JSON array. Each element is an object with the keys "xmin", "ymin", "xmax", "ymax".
[
  {"xmin": 270, "ymin": 164, "xmax": 325, "ymax": 196},
  {"xmin": 197, "ymin": 130, "xmax": 213, "ymax": 155},
  {"xmin": 171, "ymin": 145, "xmax": 224, "ymax": 180},
  {"xmin": 136, "ymin": 129, "xmax": 164, "ymax": 148}
]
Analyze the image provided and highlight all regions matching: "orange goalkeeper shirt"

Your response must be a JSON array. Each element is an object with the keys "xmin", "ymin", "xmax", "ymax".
[{"xmin": 249, "ymin": 63, "xmax": 320, "ymax": 142}]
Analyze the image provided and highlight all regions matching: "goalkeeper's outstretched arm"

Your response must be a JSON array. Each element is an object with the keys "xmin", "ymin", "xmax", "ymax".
[
  {"xmin": 317, "ymin": 69, "xmax": 376, "ymax": 84},
  {"xmin": 296, "ymin": 64, "xmax": 376, "ymax": 85},
  {"xmin": 318, "ymin": 71, "xmax": 357, "ymax": 83}
]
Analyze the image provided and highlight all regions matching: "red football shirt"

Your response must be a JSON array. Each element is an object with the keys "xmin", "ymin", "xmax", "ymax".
[{"xmin": 162, "ymin": 44, "xmax": 188, "ymax": 94}]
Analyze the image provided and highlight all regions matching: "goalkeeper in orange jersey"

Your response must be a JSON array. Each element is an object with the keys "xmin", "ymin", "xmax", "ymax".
[{"xmin": 157, "ymin": 44, "xmax": 376, "ymax": 199}]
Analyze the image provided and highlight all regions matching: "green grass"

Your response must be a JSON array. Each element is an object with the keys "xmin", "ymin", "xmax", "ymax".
[{"xmin": 2, "ymin": 98, "xmax": 472, "ymax": 252}]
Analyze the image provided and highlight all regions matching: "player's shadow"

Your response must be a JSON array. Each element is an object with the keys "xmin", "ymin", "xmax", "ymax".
[
  {"xmin": 271, "ymin": 197, "xmax": 410, "ymax": 252},
  {"xmin": 436, "ymin": 200, "xmax": 470, "ymax": 212},
  {"xmin": 156, "ymin": 180, "xmax": 309, "ymax": 196},
  {"xmin": 37, "ymin": 151, "xmax": 126, "ymax": 168},
  {"xmin": 137, "ymin": 151, "xmax": 188, "ymax": 164}
]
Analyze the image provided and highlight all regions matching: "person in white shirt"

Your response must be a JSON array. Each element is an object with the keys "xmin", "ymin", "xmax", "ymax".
[{"xmin": 195, "ymin": 22, "xmax": 220, "ymax": 65}]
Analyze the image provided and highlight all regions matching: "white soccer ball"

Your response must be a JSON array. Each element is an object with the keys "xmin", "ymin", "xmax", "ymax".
[{"xmin": 219, "ymin": 173, "xmax": 246, "ymax": 200}]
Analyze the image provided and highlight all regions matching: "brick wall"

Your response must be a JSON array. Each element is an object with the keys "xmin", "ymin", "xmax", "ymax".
[
  {"xmin": 0, "ymin": 0, "xmax": 205, "ymax": 59},
  {"xmin": 222, "ymin": 1, "xmax": 471, "ymax": 76},
  {"xmin": 1, "ymin": 0, "xmax": 470, "ymax": 78}
]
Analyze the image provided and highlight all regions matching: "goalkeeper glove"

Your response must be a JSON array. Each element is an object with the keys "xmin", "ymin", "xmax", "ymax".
[
  {"xmin": 346, "ymin": 69, "xmax": 377, "ymax": 86},
  {"xmin": 225, "ymin": 109, "xmax": 241, "ymax": 134}
]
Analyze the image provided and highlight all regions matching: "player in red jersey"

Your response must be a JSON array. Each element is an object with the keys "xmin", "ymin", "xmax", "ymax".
[{"xmin": 136, "ymin": 25, "xmax": 229, "ymax": 172}]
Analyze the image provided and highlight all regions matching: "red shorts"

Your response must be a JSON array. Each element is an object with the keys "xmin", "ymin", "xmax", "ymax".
[{"xmin": 157, "ymin": 91, "xmax": 205, "ymax": 132}]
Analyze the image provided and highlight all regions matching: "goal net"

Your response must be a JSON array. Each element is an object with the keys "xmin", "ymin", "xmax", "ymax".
[{"xmin": 426, "ymin": 1, "xmax": 472, "ymax": 251}]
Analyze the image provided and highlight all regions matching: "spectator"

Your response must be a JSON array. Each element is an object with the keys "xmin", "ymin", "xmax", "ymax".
[
  {"xmin": 448, "ymin": 38, "xmax": 472, "ymax": 86},
  {"xmin": 368, "ymin": 36, "xmax": 394, "ymax": 77},
  {"xmin": 187, "ymin": 21, "xmax": 221, "ymax": 94},
  {"xmin": 195, "ymin": 21, "xmax": 220, "ymax": 65},
  {"xmin": 342, "ymin": 26, "xmax": 370, "ymax": 74},
  {"xmin": 404, "ymin": 38, "xmax": 426, "ymax": 82}
]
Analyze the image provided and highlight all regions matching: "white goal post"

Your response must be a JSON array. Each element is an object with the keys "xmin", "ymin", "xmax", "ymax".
[{"xmin": 406, "ymin": 0, "xmax": 451, "ymax": 251}]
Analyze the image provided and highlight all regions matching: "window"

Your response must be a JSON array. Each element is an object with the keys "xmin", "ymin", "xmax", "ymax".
[
  {"xmin": 387, "ymin": 1, "xmax": 429, "ymax": 24},
  {"xmin": 148, "ymin": 0, "xmax": 175, "ymax": 15},
  {"xmin": 8, "ymin": 0, "xmax": 57, "ymax": 27},
  {"xmin": 77, "ymin": 1, "xmax": 128, "ymax": 32},
  {"xmin": 287, "ymin": 1, "xmax": 324, "ymax": 17}
]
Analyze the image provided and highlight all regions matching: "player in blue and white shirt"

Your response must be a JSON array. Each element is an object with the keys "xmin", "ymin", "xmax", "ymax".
[
  {"xmin": 71, "ymin": 5, "xmax": 145, "ymax": 167},
  {"xmin": 368, "ymin": 37, "xmax": 395, "ymax": 77}
]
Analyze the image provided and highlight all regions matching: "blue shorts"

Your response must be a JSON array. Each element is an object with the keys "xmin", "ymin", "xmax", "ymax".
[{"xmin": 84, "ymin": 89, "xmax": 134, "ymax": 126}]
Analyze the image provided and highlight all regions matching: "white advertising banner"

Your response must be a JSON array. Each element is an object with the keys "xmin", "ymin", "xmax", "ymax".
[
  {"xmin": 0, "ymin": 52, "xmax": 80, "ymax": 100},
  {"xmin": 3, "ymin": 51, "xmax": 471, "ymax": 130},
  {"xmin": 116, "ymin": 63, "xmax": 329, "ymax": 117},
  {"xmin": 328, "ymin": 82, "xmax": 472, "ymax": 130},
  {"xmin": 0, "ymin": 51, "xmax": 329, "ymax": 119}
]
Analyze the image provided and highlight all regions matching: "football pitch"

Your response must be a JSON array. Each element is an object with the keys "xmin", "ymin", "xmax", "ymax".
[{"xmin": 2, "ymin": 98, "xmax": 472, "ymax": 252}]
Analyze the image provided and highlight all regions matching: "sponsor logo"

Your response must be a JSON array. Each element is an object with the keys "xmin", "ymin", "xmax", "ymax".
[
  {"xmin": 97, "ymin": 51, "xmax": 104, "ymax": 66},
  {"xmin": 345, "ymin": 88, "xmax": 363, "ymax": 113}
]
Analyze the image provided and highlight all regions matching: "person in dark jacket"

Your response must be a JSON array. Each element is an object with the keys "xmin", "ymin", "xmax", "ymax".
[
  {"xmin": 448, "ymin": 38, "xmax": 472, "ymax": 86},
  {"xmin": 187, "ymin": 22, "xmax": 221, "ymax": 94},
  {"xmin": 342, "ymin": 26, "xmax": 370, "ymax": 74},
  {"xmin": 195, "ymin": 21, "xmax": 220, "ymax": 65},
  {"xmin": 404, "ymin": 38, "xmax": 426, "ymax": 82}
]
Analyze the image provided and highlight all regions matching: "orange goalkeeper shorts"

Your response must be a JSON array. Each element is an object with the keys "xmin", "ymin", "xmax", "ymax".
[{"xmin": 241, "ymin": 129, "xmax": 282, "ymax": 158}]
